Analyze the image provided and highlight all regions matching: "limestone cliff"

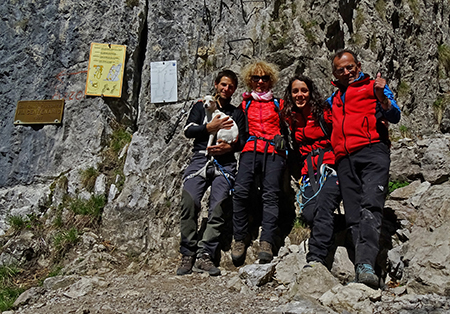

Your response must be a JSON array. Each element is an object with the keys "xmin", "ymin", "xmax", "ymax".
[{"xmin": 1, "ymin": 0, "xmax": 450, "ymax": 304}]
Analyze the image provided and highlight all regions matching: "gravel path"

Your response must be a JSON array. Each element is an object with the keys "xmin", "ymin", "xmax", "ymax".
[{"xmin": 13, "ymin": 259, "xmax": 288, "ymax": 314}]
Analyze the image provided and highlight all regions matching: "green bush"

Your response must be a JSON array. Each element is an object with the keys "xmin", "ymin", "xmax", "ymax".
[
  {"xmin": 69, "ymin": 195, "xmax": 106, "ymax": 218},
  {"xmin": 388, "ymin": 181, "xmax": 410, "ymax": 194}
]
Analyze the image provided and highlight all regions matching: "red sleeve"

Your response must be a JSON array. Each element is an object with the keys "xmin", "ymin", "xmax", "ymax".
[{"xmin": 239, "ymin": 100, "xmax": 246, "ymax": 110}]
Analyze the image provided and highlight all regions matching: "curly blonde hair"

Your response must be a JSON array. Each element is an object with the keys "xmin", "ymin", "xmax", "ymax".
[{"xmin": 241, "ymin": 60, "xmax": 279, "ymax": 90}]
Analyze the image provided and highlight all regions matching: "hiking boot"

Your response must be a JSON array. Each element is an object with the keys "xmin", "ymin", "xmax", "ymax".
[
  {"xmin": 193, "ymin": 253, "xmax": 221, "ymax": 276},
  {"xmin": 176, "ymin": 255, "xmax": 195, "ymax": 276},
  {"xmin": 355, "ymin": 263, "xmax": 379, "ymax": 289},
  {"xmin": 258, "ymin": 241, "xmax": 273, "ymax": 264},
  {"xmin": 231, "ymin": 240, "xmax": 247, "ymax": 267}
]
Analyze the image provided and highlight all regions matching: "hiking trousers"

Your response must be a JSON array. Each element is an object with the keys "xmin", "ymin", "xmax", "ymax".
[
  {"xmin": 302, "ymin": 173, "xmax": 341, "ymax": 264},
  {"xmin": 337, "ymin": 142, "xmax": 390, "ymax": 267},
  {"xmin": 179, "ymin": 153, "xmax": 236, "ymax": 258},
  {"xmin": 233, "ymin": 152, "xmax": 286, "ymax": 245}
]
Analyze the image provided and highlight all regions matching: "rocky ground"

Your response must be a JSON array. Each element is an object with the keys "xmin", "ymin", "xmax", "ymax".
[
  {"xmin": 12, "ymin": 268, "xmax": 281, "ymax": 313},
  {"xmin": 3, "ymin": 135, "xmax": 450, "ymax": 313},
  {"xmin": 8, "ymin": 257, "xmax": 317, "ymax": 314},
  {"xmin": 6, "ymin": 240, "xmax": 450, "ymax": 314}
]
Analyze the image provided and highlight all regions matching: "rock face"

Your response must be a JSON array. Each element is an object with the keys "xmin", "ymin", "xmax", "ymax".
[
  {"xmin": 0, "ymin": 0, "xmax": 146, "ymax": 235},
  {"xmin": 1, "ymin": 0, "xmax": 450, "ymax": 312}
]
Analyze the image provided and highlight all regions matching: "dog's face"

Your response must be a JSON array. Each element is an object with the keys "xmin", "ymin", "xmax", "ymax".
[{"xmin": 203, "ymin": 95, "xmax": 217, "ymax": 112}]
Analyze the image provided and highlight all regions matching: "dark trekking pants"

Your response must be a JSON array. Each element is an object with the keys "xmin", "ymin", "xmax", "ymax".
[
  {"xmin": 302, "ymin": 174, "xmax": 341, "ymax": 264},
  {"xmin": 233, "ymin": 152, "xmax": 286, "ymax": 245},
  {"xmin": 179, "ymin": 153, "xmax": 236, "ymax": 258},
  {"xmin": 337, "ymin": 142, "xmax": 390, "ymax": 267}
]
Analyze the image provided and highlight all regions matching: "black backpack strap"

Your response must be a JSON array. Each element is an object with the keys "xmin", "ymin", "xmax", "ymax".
[
  {"xmin": 273, "ymin": 98, "xmax": 284, "ymax": 134},
  {"xmin": 306, "ymin": 148, "xmax": 325, "ymax": 193},
  {"xmin": 318, "ymin": 112, "xmax": 332, "ymax": 139},
  {"xmin": 244, "ymin": 100, "xmax": 252, "ymax": 134}
]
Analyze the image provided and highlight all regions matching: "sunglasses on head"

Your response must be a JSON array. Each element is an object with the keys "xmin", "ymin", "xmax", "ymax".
[{"xmin": 251, "ymin": 75, "xmax": 270, "ymax": 82}]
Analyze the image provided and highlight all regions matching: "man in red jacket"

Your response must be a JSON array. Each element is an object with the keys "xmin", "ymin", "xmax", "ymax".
[{"xmin": 328, "ymin": 49, "xmax": 401, "ymax": 289}]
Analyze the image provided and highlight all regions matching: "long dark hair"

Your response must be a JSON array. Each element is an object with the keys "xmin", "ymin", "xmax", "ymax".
[{"xmin": 281, "ymin": 74, "xmax": 326, "ymax": 123}]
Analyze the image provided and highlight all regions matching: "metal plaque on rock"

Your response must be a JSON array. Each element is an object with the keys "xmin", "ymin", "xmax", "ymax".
[{"xmin": 14, "ymin": 99, "xmax": 65, "ymax": 125}]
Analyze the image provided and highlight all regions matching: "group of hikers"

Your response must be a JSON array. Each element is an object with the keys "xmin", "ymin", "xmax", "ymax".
[{"xmin": 176, "ymin": 48, "xmax": 401, "ymax": 290}]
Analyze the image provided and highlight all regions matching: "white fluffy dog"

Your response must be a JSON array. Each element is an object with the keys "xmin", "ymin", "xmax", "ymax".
[{"xmin": 203, "ymin": 95, "xmax": 239, "ymax": 155}]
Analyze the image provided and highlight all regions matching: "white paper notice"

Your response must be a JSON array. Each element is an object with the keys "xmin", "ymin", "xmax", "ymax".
[{"xmin": 150, "ymin": 61, "xmax": 178, "ymax": 103}]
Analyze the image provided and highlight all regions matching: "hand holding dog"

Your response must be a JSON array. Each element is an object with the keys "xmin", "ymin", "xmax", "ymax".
[
  {"xmin": 206, "ymin": 115, "xmax": 233, "ymax": 134},
  {"xmin": 207, "ymin": 140, "xmax": 233, "ymax": 156}
]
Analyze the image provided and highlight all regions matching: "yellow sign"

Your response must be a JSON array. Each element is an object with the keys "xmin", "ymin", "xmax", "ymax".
[
  {"xmin": 14, "ymin": 100, "xmax": 65, "ymax": 125},
  {"xmin": 85, "ymin": 43, "xmax": 126, "ymax": 97}
]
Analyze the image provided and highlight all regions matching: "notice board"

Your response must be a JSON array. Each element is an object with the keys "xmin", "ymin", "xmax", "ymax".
[
  {"xmin": 150, "ymin": 61, "xmax": 178, "ymax": 103},
  {"xmin": 85, "ymin": 43, "xmax": 126, "ymax": 97}
]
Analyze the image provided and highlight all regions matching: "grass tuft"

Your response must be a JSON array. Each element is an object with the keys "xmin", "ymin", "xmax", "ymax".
[
  {"xmin": 110, "ymin": 128, "xmax": 132, "ymax": 155},
  {"xmin": 288, "ymin": 217, "xmax": 310, "ymax": 245},
  {"xmin": 6, "ymin": 216, "xmax": 27, "ymax": 231},
  {"xmin": 79, "ymin": 167, "xmax": 99, "ymax": 192},
  {"xmin": 375, "ymin": 0, "xmax": 386, "ymax": 19},
  {"xmin": 433, "ymin": 93, "xmax": 450, "ymax": 124},
  {"xmin": 0, "ymin": 265, "xmax": 25, "ymax": 311},
  {"xmin": 300, "ymin": 19, "xmax": 317, "ymax": 44},
  {"xmin": 398, "ymin": 81, "xmax": 410, "ymax": 98},
  {"xmin": 438, "ymin": 44, "xmax": 450, "ymax": 76},
  {"xmin": 388, "ymin": 181, "xmax": 410, "ymax": 194},
  {"xmin": 54, "ymin": 227, "xmax": 80, "ymax": 256},
  {"xmin": 69, "ymin": 195, "xmax": 106, "ymax": 218}
]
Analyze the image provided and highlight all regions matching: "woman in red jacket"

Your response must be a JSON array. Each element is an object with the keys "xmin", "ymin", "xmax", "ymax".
[
  {"xmin": 231, "ymin": 61, "xmax": 286, "ymax": 266},
  {"xmin": 282, "ymin": 74, "xmax": 341, "ymax": 268}
]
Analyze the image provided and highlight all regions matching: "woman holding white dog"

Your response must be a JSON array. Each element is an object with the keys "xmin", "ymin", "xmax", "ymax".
[{"xmin": 231, "ymin": 61, "xmax": 287, "ymax": 265}]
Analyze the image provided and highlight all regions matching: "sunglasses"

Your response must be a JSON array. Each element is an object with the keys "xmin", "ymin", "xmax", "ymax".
[{"xmin": 251, "ymin": 75, "xmax": 271, "ymax": 82}]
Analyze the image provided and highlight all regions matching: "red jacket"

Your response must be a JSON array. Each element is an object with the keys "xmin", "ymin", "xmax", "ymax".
[
  {"xmin": 288, "ymin": 108, "xmax": 335, "ymax": 175},
  {"xmin": 240, "ymin": 98, "xmax": 284, "ymax": 154},
  {"xmin": 331, "ymin": 76, "xmax": 384, "ymax": 161}
]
